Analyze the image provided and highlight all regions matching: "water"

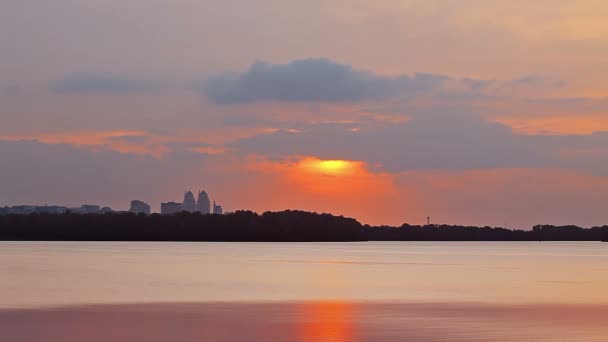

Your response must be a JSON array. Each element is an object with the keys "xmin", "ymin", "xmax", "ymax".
[
  {"xmin": 1, "ymin": 241, "xmax": 608, "ymax": 341},
  {"xmin": 2, "ymin": 241, "xmax": 608, "ymax": 307}
]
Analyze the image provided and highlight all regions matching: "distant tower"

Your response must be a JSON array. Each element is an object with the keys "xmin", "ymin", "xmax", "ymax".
[
  {"xmin": 182, "ymin": 190, "xmax": 197, "ymax": 213},
  {"xmin": 427, "ymin": 216, "xmax": 431, "ymax": 225},
  {"xmin": 196, "ymin": 190, "xmax": 211, "ymax": 214},
  {"xmin": 213, "ymin": 201, "xmax": 223, "ymax": 215}
]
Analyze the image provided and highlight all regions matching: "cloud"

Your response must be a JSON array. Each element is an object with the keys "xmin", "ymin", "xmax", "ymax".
[
  {"xmin": 231, "ymin": 114, "xmax": 608, "ymax": 174},
  {"xmin": 52, "ymin": 74, "xmax": 159, "ymax": 94},
  {"xmin": 204, "ymin": 58, "xmax": 573, "ymax": 107},
  {"xmin": 0, "ymin": 131, "xmax": 171, "ymax": 157},
  {"xmin": 203, "ymin": 58, "xmax": 472, "ymax": 104}
]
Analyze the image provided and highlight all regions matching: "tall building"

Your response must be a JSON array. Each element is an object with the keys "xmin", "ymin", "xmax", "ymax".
[
  {"xmin": 196, "ymin": 190, "xmax": 211, "ymax": 214},
  {"xmin": 129, "ymin": 200, "xmax": 150, "ymax": 215},
  {"xmin": 161, "ymin": 202, "xmax": 182, "ymax": 215},
  {"xmin": 182, "ymin": 191, "xmax": 197, "ymax": 213},
  {"xmin": 213, "ymin": 201, "xmax": 223, "ymax": 215}
]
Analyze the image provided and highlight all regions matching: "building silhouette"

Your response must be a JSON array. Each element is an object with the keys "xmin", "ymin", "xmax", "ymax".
[
  {"xmin": 78, "ymin": 205, "xmax": 101, "ymax": 214},
  {"xmin": 213, "ymin": 201, "xmax": 223, "ymax": 215},
  {"xmin": 158, "ymin": 188, "xmax": 223, "ymax": 215},
  {"xmin": 161, "ymin": 202, "xmax": 182, "ymax": 215},
  {"xmin": 0, "ymin": 205, "xmax": 68, "ymax": 215},
  {"xmin": 182, "ymin": 191, "xmax": 197, "ymax": 213},
  {"xmin": 100, "ymin": 207, "xmax": 114, "ymax": 214},
  {"xmin": 129, "ymin": 200, "xmax": 150, "ymax": 215},
  {"xmin": 35, "ymin": 206, "xmax": 68, "ymax": 214},
  {"xmin": 197, "ymin": 190, "xmax": 211, "ymax": 214}
]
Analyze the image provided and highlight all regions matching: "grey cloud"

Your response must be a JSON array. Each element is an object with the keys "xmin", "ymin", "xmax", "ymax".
[
  {"xmin": 52, "ymin": 74, "xmax": 159, "ymax": 94},
  {"xmin": 222, "ymin": 114, "xmax": 275, "ymax": 127},
  {"xmin": 488, "ymin": 75, "xmax": 568, "ymax": 97},
  {"xmin": 461, "ymin": 78, "xmax": 491, "ymax": 92},
  {"xmin": 231, "ymin": 114, "xmax": 608, "ymax": 174},
  {"xmin": 510, "ymin": 75, "xmax": 567, "ymax": 88},
  {"xmin": 106, "ymin": 135, "xmax": 149, "ymax": 143},
  {"xmin": 204, "ymin": 58, "xmax": 468, "ymax": 104}
]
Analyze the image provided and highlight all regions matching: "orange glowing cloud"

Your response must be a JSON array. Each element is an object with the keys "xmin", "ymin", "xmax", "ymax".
[
  {"xmin": 190, "ymin": 146, "xmax": 230, "ymax": 155},
  {"xmin": 0, "ymin": 130, "xmax": 145, "ymax": 145},
  {"xmin": 252, "ymin": 157, "xmax": 395, "ymax": 197},
  {"xmin": 0, "ymin": 131, "xmax": 170, "ymax": 157},
  {"xmin": 0, "ymin": 127, "xmax": 274, "ymax": 158},
  {"xmin": 495, "ymin": 115, "xmax": 608, "ymax": 135},
  {"xmin": 477, "ymin": 96, "xmax": 608, "ymax": 135}
]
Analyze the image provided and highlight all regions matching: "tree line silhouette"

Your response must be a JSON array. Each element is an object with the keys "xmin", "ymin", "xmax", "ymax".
[
  {"xmin": 363, "ymin": 223, "xmax": 608, "ymax": 241},
  {"xmin": 0, "ymin": 211, "xmax": 362, "ymax": 242},
  {"xmin": 0, "ymin": 211, "xmax": 607, "ymax": 242}
]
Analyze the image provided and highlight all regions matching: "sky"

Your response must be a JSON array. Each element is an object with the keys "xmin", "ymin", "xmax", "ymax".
[{"xmin": 1, "ymin": 0, "xmax": 607, "ymax": 228}]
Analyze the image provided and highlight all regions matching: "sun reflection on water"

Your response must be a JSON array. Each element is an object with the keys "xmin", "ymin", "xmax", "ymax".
[{"xmin": 297, "ymin": 301, "xmax": 355, "ymax": 342}]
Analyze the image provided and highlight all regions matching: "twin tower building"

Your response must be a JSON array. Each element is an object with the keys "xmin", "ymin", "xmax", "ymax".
[{"xmin": 160, "ymin": 190, "xmax": 223, "ymax": 215}]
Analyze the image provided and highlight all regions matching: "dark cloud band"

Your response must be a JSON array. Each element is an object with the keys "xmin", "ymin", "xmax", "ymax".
[{"xmin": 203, "ymin": 58, "xmax": 462, "ymax": 104}]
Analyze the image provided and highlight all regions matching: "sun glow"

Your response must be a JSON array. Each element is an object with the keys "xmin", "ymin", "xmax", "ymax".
[
  {"xmin": 282, "ymin": 157, "xmax": 394, "ymax": 196},
  {"xmin": 299, "ymin": 158, "xmax": 359, "ymax": 176},
  {"xmin": 245, "ymin": 156, "xmax": 396, "ymax": 207}
]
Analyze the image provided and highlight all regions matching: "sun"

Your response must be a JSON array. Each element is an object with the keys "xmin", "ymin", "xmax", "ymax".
[
  {"xmin": 317, "ymin": 160, "xmax": 352, "ymax": 174},
  {"xmin": 299, "ymin": 158, "xmax": 358, "ymax": 176},
  {"xmin": 249, "ymin": 156, "xmax": 394, "ymax": 197}
]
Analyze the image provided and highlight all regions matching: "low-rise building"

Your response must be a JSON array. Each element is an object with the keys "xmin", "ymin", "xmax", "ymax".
[
  {"xmin": 213, "ymin": 201, "xmax": 223, "ymax": 215},
  {"xmin": 161, "ymin": 202, "xmax": 182, "ymax": 215},
  {"xmin": 129, "ymin": 200, "xmax": 150, "ymax": 215},
  {"xmin": 35, "ymin": 206, "xmax": 68, "ymax": 214},
  {"xmin": 68, "ymin": 205, "xmax": 101, "ymax": 214},
  {"xmin": 0, "ymin": 205, "xmax": 68, "ymax": 215},
  {"xmin": 100, "ymin": 207, "xmax": 114, "ymax": 214},
  {"xmin": 8, "ymin": 206, "xmax": 37, "ymax": 215},
  {"xmin": 80, "ymin": 205, "xmax": 101, "ymax": 214}
]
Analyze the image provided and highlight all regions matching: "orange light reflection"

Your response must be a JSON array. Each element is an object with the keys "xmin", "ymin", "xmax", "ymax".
[{"xmin": 298, "ymin": 301, "xmax": 355, "ymax": 342}]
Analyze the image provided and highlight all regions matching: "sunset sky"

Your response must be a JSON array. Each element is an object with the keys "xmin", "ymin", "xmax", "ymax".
[{"xmin": 1, "ymin": 0, "xmax": 607, "ymax": 227}]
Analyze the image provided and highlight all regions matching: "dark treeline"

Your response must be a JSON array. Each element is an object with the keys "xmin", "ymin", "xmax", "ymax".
[
  {"xmin": 0, "ymin": 211, "xmax": 363, "ymax": 242},
  {"xmin": 0, "ymin": 211, "xmax": 607, "ymax": 242},
  {"xmin": 363, "ymin": 224, "xmax": 608, "ymax": 241}
]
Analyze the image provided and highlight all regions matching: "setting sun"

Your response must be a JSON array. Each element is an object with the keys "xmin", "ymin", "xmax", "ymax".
[
  {"xmin": 299, "ymin": 158, "xmax": 359, "ymax": 176},
  {"xmin": 256, "ymin": 156, "xmax": 397, "ymax": 197}
]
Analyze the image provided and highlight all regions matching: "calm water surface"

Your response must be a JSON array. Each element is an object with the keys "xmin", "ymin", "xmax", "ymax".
[
  {"xmin": 1, "ymin": 241, "xmax": 608, "ymax": 341},
  {"xmin": 2, "ymin": 241, "xmax": 607, "ymax": 307}
]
